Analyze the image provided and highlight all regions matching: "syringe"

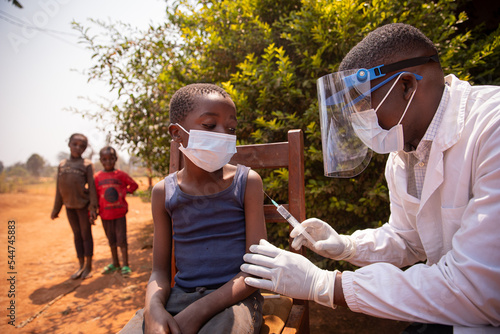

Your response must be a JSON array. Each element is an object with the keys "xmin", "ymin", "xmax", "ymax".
[{"xmin": 264, "ymin": 192, "xmax": 316, "ymax": 245}]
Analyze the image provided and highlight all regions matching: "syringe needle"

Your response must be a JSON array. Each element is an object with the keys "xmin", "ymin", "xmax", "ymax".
[
  {"xmin": 264, "ymin": 191, "xmax": 315, "ymax": 244},
  {"xmin": 264, "ymin": 191, "xmax": 279, "ymax": 207}
]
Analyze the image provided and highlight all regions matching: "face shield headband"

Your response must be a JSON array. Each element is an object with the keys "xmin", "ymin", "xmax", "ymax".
[{"xmin": 317, "ymin": 54, "xmax": 438, "ymax": 178}]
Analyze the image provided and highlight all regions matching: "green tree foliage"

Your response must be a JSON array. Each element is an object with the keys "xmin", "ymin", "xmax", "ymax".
[
  {"xmin": 75, "ymin": 0, "xmax": 500, "ymax": 266},
  {"xmin": 72, "ymin": 19, "xmax": 183, "ymax": 176},
  {"xmin": 26, "ymin": 153, "xmax": 45, "ymax": 177}
]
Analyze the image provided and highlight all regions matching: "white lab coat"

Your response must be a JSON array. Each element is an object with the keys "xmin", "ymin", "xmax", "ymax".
[{"xmin": 342, "ymin": 75, "xmax": 500, "ymax": 332}]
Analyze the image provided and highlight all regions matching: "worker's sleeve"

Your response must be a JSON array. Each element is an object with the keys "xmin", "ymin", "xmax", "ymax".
[{"xmin": 342, "ymin": 129, "xmax": 500, "ymax": 327}]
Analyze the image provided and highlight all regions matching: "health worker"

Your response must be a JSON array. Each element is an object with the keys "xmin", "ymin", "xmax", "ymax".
[{"xmin": 241, "ymin": 23, "xmax": 500, "ymax": 333}]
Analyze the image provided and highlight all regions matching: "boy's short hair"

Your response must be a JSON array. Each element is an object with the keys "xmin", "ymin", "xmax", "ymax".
[
  {"xmin": 69, "ymin": 133, "xmax": 88, "ymax": 145},
  {"xmin": 339, "ymin": 23, "xmax": 438, "ymax": 71},
  {"xmin": 99, "ymin": 146, "xmax": 117, "ymax": 158},
  {"xmin": 169, "ymin": 83, "xmax": 232, "ymax": 124}
]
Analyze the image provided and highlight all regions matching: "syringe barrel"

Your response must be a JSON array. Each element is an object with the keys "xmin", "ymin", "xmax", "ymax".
[
  {"xmin": 277, "ymin": 205, "xmax": 316, "ymax": 244},
  {"xmin": 277, "ymin": 205, "xmax": 294, "ymax": 223}
]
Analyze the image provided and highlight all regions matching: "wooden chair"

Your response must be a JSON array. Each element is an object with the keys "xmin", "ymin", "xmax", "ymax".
[{"xmin": 169, "ymin": 129, "xmax": 309, "ymax": 334}]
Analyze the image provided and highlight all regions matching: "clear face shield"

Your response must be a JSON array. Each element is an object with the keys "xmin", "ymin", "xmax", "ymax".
[
  {"xmin": 317, "ymin": 54, "xmax": 439, "ymax": 178},
  {"xmin": 317, "ymin": 69, "xmax": 373, "ymax": 178}
]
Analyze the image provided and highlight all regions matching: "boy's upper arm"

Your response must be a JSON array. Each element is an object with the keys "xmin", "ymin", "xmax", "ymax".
[
  {"xmin": 151, "ymin": 180, "xmax": 173, "ymax": 275},
  {"xmin": 244, "ymin": 170, "xmax": 267, "ymax": 250}
]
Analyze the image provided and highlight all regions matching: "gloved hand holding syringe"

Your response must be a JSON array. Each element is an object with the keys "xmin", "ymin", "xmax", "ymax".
[{"xmin": 264, "ymin": 192, "xmax": 316, "ymax": 245}]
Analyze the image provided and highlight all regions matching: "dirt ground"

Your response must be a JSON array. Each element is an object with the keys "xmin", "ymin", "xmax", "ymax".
[{"xmin": 0, "ymin": 180, "xmax": 409, "ymax": 333}]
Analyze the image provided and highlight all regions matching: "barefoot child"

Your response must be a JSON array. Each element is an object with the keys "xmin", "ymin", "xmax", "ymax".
[
  {"xmin": 94, "ymin": 146, "xmax": 138, "ymax": 277},
  {"xmin": 51, "ymin": 133, "xmax": 98, "ymax": 280},
  {"xmin": 143, "ymin": 83, "xmax": 267, "ymax": 333}
]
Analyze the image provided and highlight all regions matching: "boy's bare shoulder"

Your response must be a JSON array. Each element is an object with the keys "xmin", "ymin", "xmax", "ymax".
[
  {"xmin": 151, "ymin": 179, "xmax": 167, "ymax": 204},
  {"xmin": 152, "ymin": 178, "xmax": 165, "ymax": 191},
  {"xmin": 246, "ymin": 168, "xmax": 263, "ymax": 187},
  {"xmin": 247, "ymin": 168, "xmax": 261, "ymax": 178}
]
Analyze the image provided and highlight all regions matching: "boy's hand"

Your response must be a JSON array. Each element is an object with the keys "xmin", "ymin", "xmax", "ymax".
[
  {"xmin": 50, "ymin": 212, "xmax": 58, "ymax": 220},
  {"xmin": 89, "ymin": 210, "xmax": 97, "ymax": 225},
  {"xmin": 144, "ymin": 307, "xmax": 181, "ymax": 334},
  {"xmin": 291, "ymin": 218, "xmax": 356, "ymax": 260}
]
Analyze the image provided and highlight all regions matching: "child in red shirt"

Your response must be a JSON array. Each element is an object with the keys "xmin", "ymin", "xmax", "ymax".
[{"xmin": 94, "ymin": 146, "xmax": 138, "ymax": 277}]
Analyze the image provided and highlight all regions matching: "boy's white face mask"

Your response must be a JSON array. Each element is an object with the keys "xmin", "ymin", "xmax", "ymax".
[
  {"xmin": 350, "ymin": 73, "xmax": 417, "ymax": 154},
  {"xmin": 176, "ymin": 124, "xmax": 237, "ymax": 172}
]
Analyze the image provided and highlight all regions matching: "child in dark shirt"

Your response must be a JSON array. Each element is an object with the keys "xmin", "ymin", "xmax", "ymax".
[
  {"xmin": 51, "ymin": 133, "xmax": 98, "ymax": 280},
  {"xmin": 94, "ymin": 146, "xmax": 138, "ymax": 277},
  {"xmin": 143, "ymin": 83, "xmax": 267, "ymax": 333}
]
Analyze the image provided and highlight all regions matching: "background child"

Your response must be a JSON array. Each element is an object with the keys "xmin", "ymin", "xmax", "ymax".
[
  {"xmin": 143, "ymin": 83, "xmax": 267, "ymax": 333},
  {"xmin": 51, "ymin": 133, "xmax": 98, "ymax": 280},
  {"xmin": 94, "ymin": 146, "xmax": 138, "ymax": 277}
]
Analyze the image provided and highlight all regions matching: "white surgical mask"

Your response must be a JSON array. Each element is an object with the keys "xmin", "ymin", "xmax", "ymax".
[
  {"xmin": 176, "ymin": 124, "xmax": 237, "ymax": 172},
  {"xmin": 351, "ymin": 73, "xmax": 417, "ymax": 154}
]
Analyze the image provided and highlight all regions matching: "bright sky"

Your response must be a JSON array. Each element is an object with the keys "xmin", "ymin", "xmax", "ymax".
[{"xmin": 0, "ymin": 0, "xmax": 168, "ymax": 167}]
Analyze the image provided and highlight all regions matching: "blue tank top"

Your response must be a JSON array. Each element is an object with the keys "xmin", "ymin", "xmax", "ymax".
[{"xmin": 164, "ymin": 164, "xmax": 250, "ymax": 290}]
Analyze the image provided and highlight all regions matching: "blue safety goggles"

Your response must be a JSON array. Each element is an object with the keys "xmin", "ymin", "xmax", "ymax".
[{"xmin": 357, "ymin": 54, "xmax": 439, "ymax": 82}]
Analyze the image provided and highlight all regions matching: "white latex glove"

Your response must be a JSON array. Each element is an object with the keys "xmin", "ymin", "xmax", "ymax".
[
  {"xmin": 241, "ymin": 239, "xmax": 337, "ymax": 308},
  {"xmin": 290, "ymin": 218, "xmax": 356, "ymax": 260}
]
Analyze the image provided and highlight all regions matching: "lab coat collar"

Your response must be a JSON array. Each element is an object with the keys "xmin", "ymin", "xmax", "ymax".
[
  {"xmin": 392, "ymin": 75, "xmax": 471, "ymax": 213},
  {"xmin": 415, "ymin": 75, "xmax": 471, "ymax": 261},
  {"xmin": 420, "ymin": 75, "xmax": 470, "ymax": 206},
  {"xmin": 433, "ymin": 74, "xmax": 470, "ymax": 151}
]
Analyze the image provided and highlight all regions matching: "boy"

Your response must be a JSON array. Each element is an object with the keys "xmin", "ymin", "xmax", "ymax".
[
  {"xmin": 51, "ymin": 133, "xmax": 98, "ymax": 280},
  {"xmin": 94, "ymin": 146, "xmax": 138, "ymax": 277},
  {"xmin": 143, "ymin": 83, "xmax": 267, "ymax": 333}
]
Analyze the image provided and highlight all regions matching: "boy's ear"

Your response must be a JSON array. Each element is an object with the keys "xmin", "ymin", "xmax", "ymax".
[{"xmin": 169, "ymin": 124, "xmax": 183, "ymax": 143}]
